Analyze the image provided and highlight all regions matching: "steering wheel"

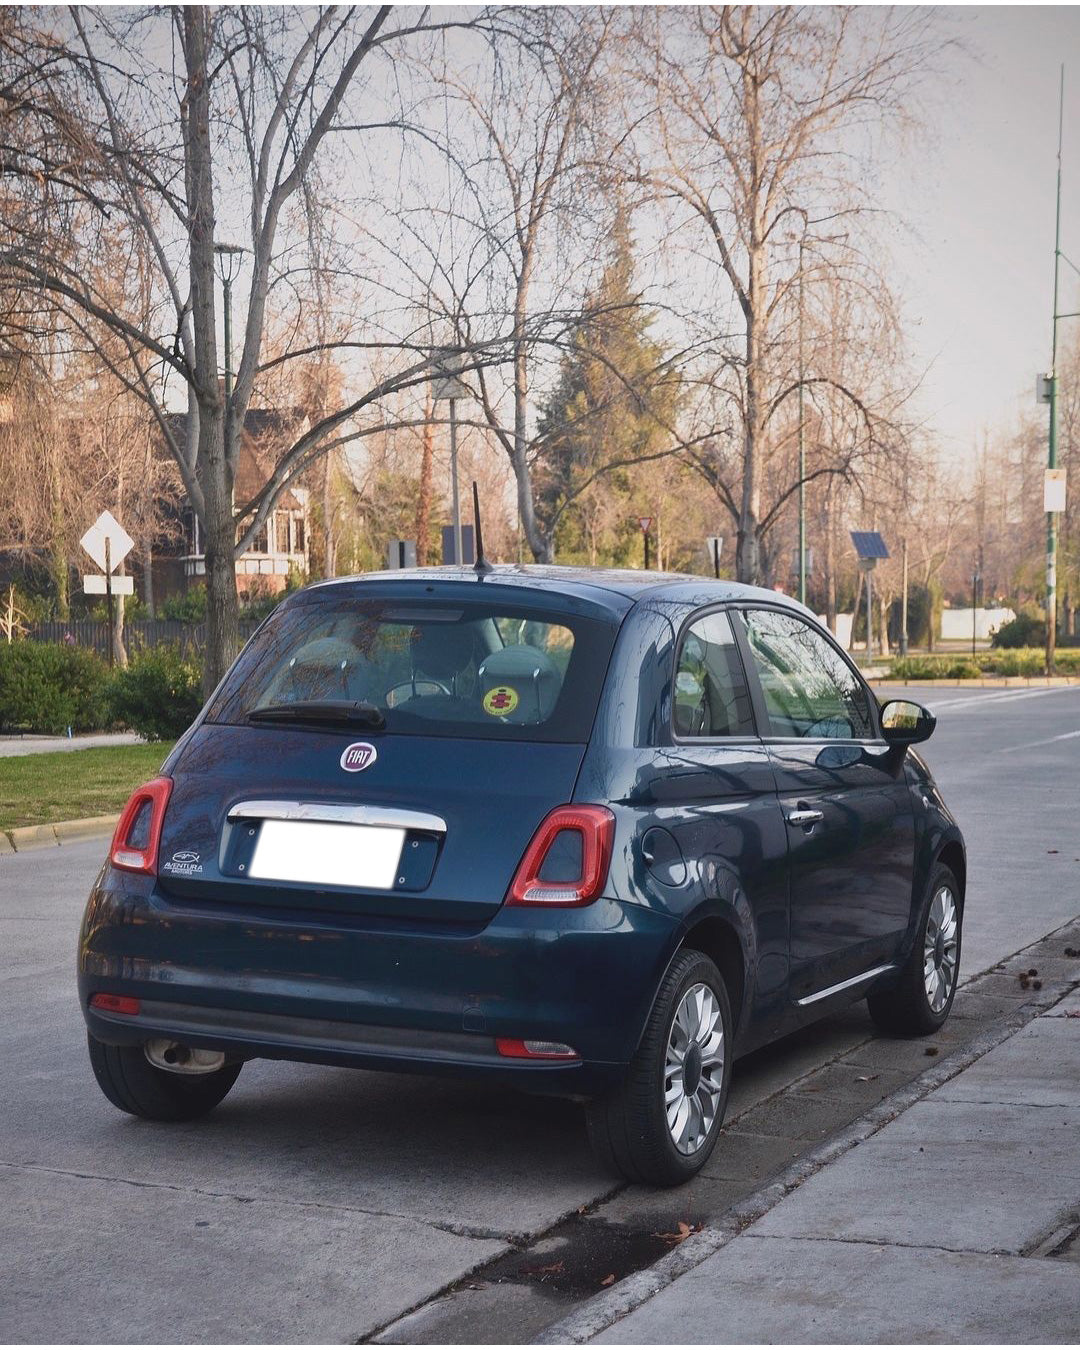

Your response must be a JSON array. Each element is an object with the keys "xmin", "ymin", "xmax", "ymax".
[{"xmin": 385, "ymin": 678, "xmax": 453, "ymax": 709}]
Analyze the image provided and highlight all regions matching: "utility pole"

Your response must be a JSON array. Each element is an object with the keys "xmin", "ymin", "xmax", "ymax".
[{"xmin": 1047, "ymin": 67, "xmax": 1064, "ymax": 677}]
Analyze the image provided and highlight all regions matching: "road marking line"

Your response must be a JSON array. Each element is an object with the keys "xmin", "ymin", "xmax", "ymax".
[
  {"xmin": 927, "ymin": 688, "xmax": 1080, "ymax": 713},
  {"xmin": 995, "ymin": 728, "xmax": 1080, "ymax": 753}
]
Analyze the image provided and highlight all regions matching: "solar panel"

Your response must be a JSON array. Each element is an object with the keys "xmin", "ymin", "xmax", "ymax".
[{"xmin": 850, "ymin": 530, "xmax": 889, "ymax": 560}]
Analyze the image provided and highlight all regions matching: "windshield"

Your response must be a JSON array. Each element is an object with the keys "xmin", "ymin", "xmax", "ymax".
[{"xmin": 205, "ymin": 594, "xmax": 618, "ymax": 743}]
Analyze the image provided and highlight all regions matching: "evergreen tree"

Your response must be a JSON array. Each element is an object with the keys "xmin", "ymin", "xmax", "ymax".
[{"xmin": 534, "ymin": 209, "xmax": 680, "ymax": 563}]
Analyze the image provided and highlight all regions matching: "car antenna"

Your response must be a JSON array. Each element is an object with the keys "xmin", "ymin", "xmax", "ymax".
[{"xmin": 472, "ymin": 480, "xmax": 494, "ymax": 576}]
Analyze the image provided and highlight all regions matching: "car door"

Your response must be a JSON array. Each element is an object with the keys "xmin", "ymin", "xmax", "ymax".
[
  {"xmin": 663, "ymin": 606, "xmax": 790, "ymax": 1044},
  {"xmin": 736, "ymin": 606, "xmax": 915, "ymax": 1006}
]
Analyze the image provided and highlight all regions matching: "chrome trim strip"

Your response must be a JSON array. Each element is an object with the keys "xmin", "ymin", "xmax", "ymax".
[
  {"xmin": 796, "ymin": 963, "xmax": 896, "ymax": 1007},
  {"xmin": 227, "ymin": 800, "xmax": 447, "ymax": 834}
]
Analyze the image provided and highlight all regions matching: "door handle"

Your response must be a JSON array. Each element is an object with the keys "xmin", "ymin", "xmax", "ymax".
[{"xmin": 787, "ymin": 808, "xmax": 824, "ymax": 827}]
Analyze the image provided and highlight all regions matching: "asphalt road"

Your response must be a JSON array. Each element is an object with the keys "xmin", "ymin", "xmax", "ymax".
[{"xmin": 2, "ymin": 685, "xmax": 1078, "ymax": 1343}]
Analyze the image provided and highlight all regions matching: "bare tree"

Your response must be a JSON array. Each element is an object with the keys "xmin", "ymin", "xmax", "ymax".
[
  {"xmin": 0, "ymin": 6, "xmax": 505, "ymax": 688},
  {"xmin": 621, "ymin": 6, "xmax": 937, "ymax": 584}
]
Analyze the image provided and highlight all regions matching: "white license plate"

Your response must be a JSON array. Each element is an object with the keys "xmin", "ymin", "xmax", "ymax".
[{"xmin": 248, "ymin": 820, "xmax": 405, "ymax": 890}]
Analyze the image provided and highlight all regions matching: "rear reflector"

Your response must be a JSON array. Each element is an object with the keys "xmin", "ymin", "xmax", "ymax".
[
  {"xmin": 110, "ymin": 777, "xmax": 173, "ymax": 875},
  {"xmin": 506, "ymin": 804, "xmax": 614, "ymax": 907},
  {"xmin": 89, "ymin": 993, "xmax": 141, "ymax": 1016},
  {"xmin": 496, "ymin": 1038, "xmax": 579, "ymax": 1060}
]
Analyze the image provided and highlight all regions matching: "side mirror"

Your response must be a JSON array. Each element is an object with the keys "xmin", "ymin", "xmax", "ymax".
[{"xmin": 879, "ymin": 699, "xmax": 936, "ymax": 746}]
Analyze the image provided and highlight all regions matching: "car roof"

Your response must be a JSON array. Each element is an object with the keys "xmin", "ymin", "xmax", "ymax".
[{"xmin": 307, "ymin": 564, "xmax": 814, "ymax": 622}]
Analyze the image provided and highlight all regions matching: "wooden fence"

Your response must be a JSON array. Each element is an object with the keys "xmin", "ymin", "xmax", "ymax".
[{"xmin": 26, "ymin": 620, "xmax": 260, "ymax": 659}]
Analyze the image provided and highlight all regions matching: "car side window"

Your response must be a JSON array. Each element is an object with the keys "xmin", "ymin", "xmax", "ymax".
[
  {"xmin": 742, "ymin": 608, "xmax": 874, "ymax": 740},
  {"xmin": 673, "ymin": 610, "xmax": 755, "ymax": 738}
]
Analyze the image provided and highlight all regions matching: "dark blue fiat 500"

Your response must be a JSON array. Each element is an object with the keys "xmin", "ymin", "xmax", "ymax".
[{"xmin": 79, "ymin": 566, "xmax": 964, "ymax": 1185}]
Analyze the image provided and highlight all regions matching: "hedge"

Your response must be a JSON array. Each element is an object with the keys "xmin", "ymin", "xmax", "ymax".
[
  {"xmin": 887, "ymin": 648, "xmax": 1080, "ymax": 679},
  {"xmin": 0, "ymin": 642, "xmax": 109, "ymax": 734}
]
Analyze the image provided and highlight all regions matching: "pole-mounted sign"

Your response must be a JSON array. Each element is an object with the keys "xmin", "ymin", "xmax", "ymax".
[
  {"xmin": 638, "ymin": 516, "xmax": 653, "ymax": 570},
  {"xmin": 80, "ymin": 510, "xmax": 134, "ymax": 667},
  {"xmin": 705, "ymin": 535, "xmax": 723, "ymax": 579}
]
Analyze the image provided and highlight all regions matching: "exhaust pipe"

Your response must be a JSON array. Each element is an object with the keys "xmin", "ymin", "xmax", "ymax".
[{"xmin": 144, "ymin": 1038, "xmax": 227, "ymax": 1076}]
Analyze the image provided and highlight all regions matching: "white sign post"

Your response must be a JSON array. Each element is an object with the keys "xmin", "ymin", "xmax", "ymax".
[{"xmin": 80, "ymin": 510, "xmax": 135, "ymax": 667}]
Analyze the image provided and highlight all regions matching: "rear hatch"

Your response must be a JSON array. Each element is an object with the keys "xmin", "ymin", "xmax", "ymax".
[{"xmin": 154, "ymin": 581, "xmax": 622, "ymax": 925}]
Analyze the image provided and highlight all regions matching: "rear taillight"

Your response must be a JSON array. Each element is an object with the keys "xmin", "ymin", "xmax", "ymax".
[
  {"xmin": 109, "ymin": 776, "xmax": 173, "ymax": 874},
  {"xmin": 89, "ymin": 993, "xmax": 141, "ymax": 1015},
  {"xmin": 506, "ymin": 804, "xmax": 614, "ymax": 907}
]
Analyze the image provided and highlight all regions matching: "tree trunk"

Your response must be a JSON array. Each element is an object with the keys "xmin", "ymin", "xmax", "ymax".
[
  {"xmin": 112, "ymin": 568, "xmax": 128, "ymax": 668},
  {"xmin": 143, "ymin": 538, "xmax": 155, "ymax": 618},
  {"xmin": 322, "ymin": 451, "xmax": 337, "ymax": 578},
  {"xmin": 200, "ymin": 421, "xmax": 239, "ymax": 690},
  {"xmin": 184, "ymin": 9, "xmax": 238, "ymax": 693}
]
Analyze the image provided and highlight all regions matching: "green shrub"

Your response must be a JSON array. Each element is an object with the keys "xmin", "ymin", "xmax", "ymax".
[
  {"xmin": 160, "ymin": 584, "xmax": 207, "ymax": 623},
  {"xmin": 106, "ymin": 645, "xmax": 204, "ymax": 741},
  {"xmin": 0, "ymin": 642, "xmax": 110, "ymax": 733},
  {"xmin": 991, "ymin": 609, "xmax": 1045, "ymax": 648},
  {"xmin": 888, "ymin": 656, "xmax": 980, "ymax": 680}
]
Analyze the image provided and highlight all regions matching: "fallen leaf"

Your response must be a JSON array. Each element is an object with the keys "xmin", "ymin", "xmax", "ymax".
[
  {"xmin": 1048, "ymin": 850, "xmax": 1059, "ymax": 854},
  {"xmin": 528, "ymin": 1262, "xmax": 564, "ymax": 1277},
  {"xmin": 600, "ymin": 1274, "xmax": 616, "ymax": 1287},
  {"xmin": 1064, "ymin": 1010, "xmax": 1080, "ymax": 1019},
  {"xmin": 652, "ymin": 1220, "xmax": 702, "ymax": 1246},
  {"xmin": 924, "ymin": 1046, "xmax": 939, "ymax": 1056},
  {"xmin": 855, "ymin": 1074, "xmax": 879, "ymax": 1082}
]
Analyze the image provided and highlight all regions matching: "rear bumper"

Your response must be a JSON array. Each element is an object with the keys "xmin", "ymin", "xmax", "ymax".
[{"xmin": 78, "ymin": 870, "xmax": 680, "ymax": 1095}]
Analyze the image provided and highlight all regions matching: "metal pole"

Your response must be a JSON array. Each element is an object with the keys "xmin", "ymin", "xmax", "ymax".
[
  {"xmin": 105, "ymin": 536, "xmax": 114, "ymax": 669},
  {"xmin": 798, "ymin": 236, "xmax": 807, "ymax": 606},
  {"xmin": 901, "ymin": 539, "xmax": 909, "ymax": 657},
  {"xmin": 449, "ymin": 397, "xmax": 462, "ymax": 564},
  {"xmin": 713, "ymin": 538, "xmax": 720, "ymax": 579},
  {"xmin": 222, "ymin": 275, "xmax": 233, "ymax": 471},
  {"xmin": 644, "ymin": 528, "xmax": 651, "ymax": 571},
  {"xmin": 972, "ymin": 571, "xmax": 978, "ymax": 660},
  {"xmin": 1047, "ymin": 66, "xmax": 1064, "ymax": 676},
  {"xmin": 865, "ymin": 567, "xmax": 873, "ymax": 663}
]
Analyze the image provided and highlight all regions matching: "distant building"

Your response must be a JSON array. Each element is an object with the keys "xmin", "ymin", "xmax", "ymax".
[{"xmin": 155, "ymin": 407, "xmax": 310, "ymax": 599}]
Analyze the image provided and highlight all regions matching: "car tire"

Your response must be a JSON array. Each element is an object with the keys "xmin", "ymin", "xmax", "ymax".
[
  {"xmin": 87, "ymin": 1035, "xmax": 242, "ymax": 1122},
  {"xmin": 867, "ymin": 863, "xmax": 962, "ymax": 1036},
  {"xmin": 585, "ymin": 949, "xmax": 733, "ymax": 1187}
]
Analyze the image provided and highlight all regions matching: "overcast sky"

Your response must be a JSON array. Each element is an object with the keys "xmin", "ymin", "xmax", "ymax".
[{"xmin": 894, "ymin": 5, "xmax": 1080, "ymax": 467}]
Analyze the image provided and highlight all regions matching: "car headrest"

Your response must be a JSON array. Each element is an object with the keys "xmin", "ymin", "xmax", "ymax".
[{"xmin": 478, "ymin": 644, "xmax": 562, "ymax": 723}]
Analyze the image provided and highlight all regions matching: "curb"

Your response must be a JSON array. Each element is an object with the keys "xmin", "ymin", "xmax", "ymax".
[
  {"xmin": 3, "ymin": 814, "xmax": 115, "ymax": 854},
  {"xmin": 536, "ymin": 963, "xmax": 1080, "ymax": 1345},
  {"xmin": 868, "ymin": 676, "xmax": 1080, "ymax": 687}
]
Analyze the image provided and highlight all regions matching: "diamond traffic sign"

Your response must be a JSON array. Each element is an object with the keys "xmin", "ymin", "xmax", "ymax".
[{"xmin": 80, "ymin": 510, "xmax": 133, "ymax": 573}]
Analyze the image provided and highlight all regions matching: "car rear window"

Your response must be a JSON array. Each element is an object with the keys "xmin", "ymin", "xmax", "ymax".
[{"xmin": 205, "ymin": 594, "xmax": 618, "ymax": 743}]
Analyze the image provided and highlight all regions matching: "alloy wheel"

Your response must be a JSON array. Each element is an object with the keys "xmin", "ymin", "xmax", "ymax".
[
  {"xmin": 664, "ymin": 982, "xmax": 725, "ymax": 1155},
  {"xmin": 923, "ymin": 885, "xmax": 959, "ymax": 1013}
]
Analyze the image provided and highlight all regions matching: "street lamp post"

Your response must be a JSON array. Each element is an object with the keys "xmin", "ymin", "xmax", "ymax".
[{"xmin": 214, "ymin": 243, "xmax": 246, "ymax": 461}]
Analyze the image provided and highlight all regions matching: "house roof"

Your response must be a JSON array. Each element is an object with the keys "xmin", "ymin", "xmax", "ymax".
[{"xmin": 164, "ymin": 407, "xmax": 308, "ymax": 511}]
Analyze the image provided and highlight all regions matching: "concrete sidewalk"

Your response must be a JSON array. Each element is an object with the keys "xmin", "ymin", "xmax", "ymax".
[{"xmin": 579, "ymin": 991, "xmax": 1080, "ymax": 1343}]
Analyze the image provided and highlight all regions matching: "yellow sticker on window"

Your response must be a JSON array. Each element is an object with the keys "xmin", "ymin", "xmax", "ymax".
[{"xmin": 482, "ymin": 685, "xmax": 519, "ymax": 716}]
